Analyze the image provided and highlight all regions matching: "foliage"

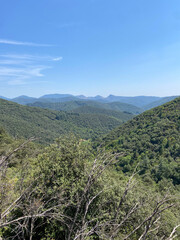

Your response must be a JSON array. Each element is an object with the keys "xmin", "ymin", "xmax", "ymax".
[
  {"xmin": 0, "ymin": 133, "xmax": 180, "ymax": 239},
  {"xmin": 101, "ymin": 97, "xmax": 180, "ymax": 184},
  {"xmin": 0, "ymin": 98, "xmax": 180, "ymax": 239},
  {"xmin": 0, "ymin": 99, "xmax": 132, "ymax": 144},
  {"xmin": 28, "ymin": 100, "xmax": 142, "ymax": 115}
]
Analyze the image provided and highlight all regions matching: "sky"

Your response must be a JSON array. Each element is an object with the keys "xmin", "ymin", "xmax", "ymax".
[{"xmin": 0, "ymin": 0, "xmax": 180, "ymax": 98}]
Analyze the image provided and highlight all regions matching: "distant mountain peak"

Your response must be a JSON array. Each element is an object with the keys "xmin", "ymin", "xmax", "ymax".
[
  {"xmin": 13, "ymin": 95, "xmax": 36, "ymax": 99},
  {"xmin": 1, "ymin": 94, "xmax": 178, "ymax": 109},
  {"xmin": 0, "ymin": 96, "xmax": 9, "ymax": 100},
  {"xmin": 94, "ymin": 95, "xmax": 104, "ymax": 99},
  {"xmin": 40, "ymin": 94, "xmax": 73, "ymax": 99}
]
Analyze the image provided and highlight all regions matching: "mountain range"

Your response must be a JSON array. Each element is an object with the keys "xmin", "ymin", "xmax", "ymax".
[
  {"xmin": 27, "ymin": 100, "xmax": 143, "ymax": 115},
  {"xmin": 0, "ymin": 94, "xmax": 178, "ymax": 109}
]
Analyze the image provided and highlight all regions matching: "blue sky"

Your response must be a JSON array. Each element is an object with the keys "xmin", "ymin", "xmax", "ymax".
[{"xmin": 0, "ymin": 0, "xmax": 180, "ymax": 98}]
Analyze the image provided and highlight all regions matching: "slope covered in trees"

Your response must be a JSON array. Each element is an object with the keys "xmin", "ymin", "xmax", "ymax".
[
  {"xmin": 0, "ymin": 129, "xmax": 179, "ymax": 239},
  {"xmin": 1, "ymin": 94, "xmax": 178, "ymax": 110},
  {"xmin": 70, "ymin": 106, "xmax": 134, "ymax": 120},
  {"xmin": 102, "ymin": 97, "xmax": 180, "ymax": 184},
  {"xmin": 0, "ymin": 97, "xmax": 180, "ymax": 239},
  {"xmin": 143, "ymin": 96, "xmax": 179, "ymax": 110},
  {"xmin": 28, "ymin": 100, "xmax": 142, "ymax": 115},
  {"xmin": 0, "ymin": 99, "xmax": 133, "ymax": 143}
]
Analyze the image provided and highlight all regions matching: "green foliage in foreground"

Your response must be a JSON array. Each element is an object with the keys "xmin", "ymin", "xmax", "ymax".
[
  {"xmin": 0, "ymin": 99, "xmax": 133, "ymax": 144},
  {"xmin": 0, "ymin": 132, "xmax": 180, "ymax": 240},
  {"xmin": 101, "ymin": 97, "xmax": 180, "ymax": 184},
  {"xmin": 0, "ymin": 98, "xmax": 179, "ymax": 239}
]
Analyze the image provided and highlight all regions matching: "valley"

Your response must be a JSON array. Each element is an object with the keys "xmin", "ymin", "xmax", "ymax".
[{"xmin": 0, "ymin": 95, "xmax": 179, "ymax": 239}]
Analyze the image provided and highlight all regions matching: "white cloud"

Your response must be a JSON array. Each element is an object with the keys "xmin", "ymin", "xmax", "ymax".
[
  {"xmin": 8, "ymin": 79, "xmax": 27, "ymax": 85},
  {"xmin": 0, "ymin": 60, "xmax": 30, "ymax": 65},
  {"xmin": 52, "ymin": 57, "xmax": 63, "ymax": 61},
  {"xmin": 0, "ymin": 39, "xmax": 52, "ymax": 47},
  {"xmin": 0, "ymin": 66, "xmax": 46, "ymax": 78},
  {"xmin": 0, "ymin": 54, "xmax": 63, "ymax": 62},
  {"xmin": 0, "ymin": 53, "xmax": 62, "ymax": 85}
]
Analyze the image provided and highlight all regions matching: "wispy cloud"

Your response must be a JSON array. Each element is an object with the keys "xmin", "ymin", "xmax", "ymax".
[
  {"xmin": 52, "ymin": 57, "xmax": 63, "ymax": 61},
  {"xmin": 0, "ymin": 53, "xmax": 62, "ymax": 85},
  {"xmin": 0, "ymin": 66, "xmax": 46, "ymax": 77},
  {"xmin": 0, "ymin": 39, "xmax": 53, "ymax": 47},
  {"xmin": 7, "ymin": 79, "xmax": 28, "ymax": 85},
  {"xmin": 0, "ymin": 54, "xmax": 63, "ymax": 63}
]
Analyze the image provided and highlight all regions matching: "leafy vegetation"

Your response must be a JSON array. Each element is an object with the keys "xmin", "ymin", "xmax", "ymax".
[
  {"xmin": 102, "ymin": 97, "xmax": 180, "ymax": 184},
  {"xmin": 0, "ymin": 132, "xmax": 179, "ymax": 239},
  {"xmin": 0, "ymin": 99, "xmax": 133, "ymax": 143},
  {"xmin": 28, "ymin": 100, "xmax": 142, "ymax": 115},
  {"xmin": 0, "ymin": 97, "xmax": 179, "ymax": 239}
]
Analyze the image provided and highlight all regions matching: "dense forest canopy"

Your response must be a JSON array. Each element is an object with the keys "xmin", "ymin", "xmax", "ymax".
[
  {"xmin": 0, "ymin": 97, "xmax": 179, "ymax": 239},
  {"xmin": 102, "ymin": 97, "xmax": 180, "ymax": 185},
  {"xmin": 0, "ymin": 99, "xmax": 133, "ymax": 144},
  {"xmin": 27, "ymin": 100, "xmax": 143, "ymax": 115}
]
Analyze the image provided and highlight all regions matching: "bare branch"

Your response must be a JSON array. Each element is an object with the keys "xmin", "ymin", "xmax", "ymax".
[{"xmin": 166, "ymin": 224, "xmax": 180, "ymax": 240}]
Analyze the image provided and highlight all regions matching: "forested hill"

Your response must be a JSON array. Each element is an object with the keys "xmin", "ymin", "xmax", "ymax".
[
  {"xmin": 143, "ymin": 95, "xmax": 178, "ymax": 110},
  {"xmin": 70, "ymin": 106, "xmax": 133, "ymax": 120},
  {"xmin": 102, "ymin": 97, "xmax": 180, "ymax": 184},
  {"xmin": 1, "ymin": 94, "xmax": 178, "ymax": 110},
  {"xmin": 28, "ymin": 100, "xmax": 142, "ymax": 115},
  {"xmin": 0, "ymin": 98, "xmax": 180, "ymax": 239},
  {"xmin": 0, "ymin": 99, "xmax": 133, "ymax": 143}
]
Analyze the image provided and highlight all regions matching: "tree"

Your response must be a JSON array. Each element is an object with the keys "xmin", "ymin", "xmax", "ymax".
[{"xmin": 0, "ymin": 136, "xmax": 179, "ymax": 239}]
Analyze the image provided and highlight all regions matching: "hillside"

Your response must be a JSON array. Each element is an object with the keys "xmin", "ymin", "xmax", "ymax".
[
  {"xmin": 12, "ymin": 95, "xmax": 37, "ymax": 105},
  {"xmin": 103, "ymin": 95, "xmax": 161, "ymax": 107},
  {"xmin": 1, "ymin": 113, "xmax": 179, "ymax": 240},
  {"xmin": 28, "ymin": 100, "xmax": 142, "ymax": 114},
  {"xmin": 0, "ymin": 99, "xmax": 133, "ymax": 143},
  {"xmin": 1, "ymin": 94, "xmax": 177, "ymax": 109},
  {"xmin": 70, "ymin": 106, "xmax": 133, "ymax": 120},
  {"xmin": 102, "ymin": 97, "xmax": 180, "ymax": 184},
  {"xmin": 143, "ymin": 95, "xmax": 179, "ymax": 110}
]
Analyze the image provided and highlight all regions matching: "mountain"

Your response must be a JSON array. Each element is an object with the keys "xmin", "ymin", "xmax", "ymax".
[
  {"xmin": 104, "ymin": 101, "xmax": 142, "ymax": 114},
  {"xmin": 12, "ymin": 95, "xmax": 79, "ymax": 104},
  {"xmin": 0, "ymin": 96, "xmax": 10, "ymax": 100},
  {"xmin": 0, "ymin": 99, "xmax": 133, "ymax": 143},
  {"xmin": 102, "ymin": 97, "xmax": 180, "ymax": 184},
  {"xmin": 39, "ymin": 93, "xmax": 74, "ymax": 99},
  {"xmin": 12, "ymin": 95, "xmax": 37, "ymax": 105},
  {"xmin": 38, "ymin": 96, "xmax": 79, "ymax": 103},
  {"xmin": 104, "ymin": 95, "xmax": 161, "ymax": 107},
  {"xmin": 28, "ymin": 100, "xmax": 143, "ymax": 115},
  {"xmin": 75, "ymin": 95, "xmax": 161, "ymax": 107},
  {"xmin": 79, "ymin": 95, "xmax": 105, "ymax": 101},
  {"xmin": 70, "ymin": 106, "xmax": 133, "ymax": 120},
  {"xmin": 1, "ymin": 94, "xmax": 178, "ymax": 110},
  {"xmin": 1, "ymin": 98, "xmax": 180, "ymax": 240},
  {"xmin": 143, "ymin": 95, "xmax": 179, "ymax": 110}
]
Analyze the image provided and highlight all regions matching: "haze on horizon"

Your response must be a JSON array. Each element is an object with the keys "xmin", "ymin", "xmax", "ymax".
[{"xmin": 0, "ymin": 0, "xmax": 180, "ymax": 98}]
